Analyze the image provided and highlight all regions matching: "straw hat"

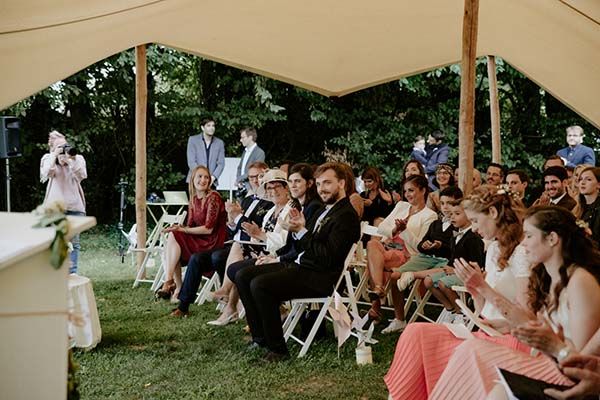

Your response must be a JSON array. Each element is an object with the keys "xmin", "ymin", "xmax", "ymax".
[{"xmin": 256, "ymin": 169, "xmax": 288, "ymax": 198}]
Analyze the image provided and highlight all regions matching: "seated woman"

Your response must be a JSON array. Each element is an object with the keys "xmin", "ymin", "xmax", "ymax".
[
  {"xmin": 385, "ymin": 184, "xmax": 530, "ymax": 399},
  {"xmin": 366, "ymin": 174, "xmax": 437, "ymax": 333},
  {"xmin": 360, "ymin": 166, "xmax": 393, "ymax": 227},
  {"xmin": 427, "ymin": 163, "xmax": 455, "ymax": 215},
  {"xmin": 392, "ymin": 159, "xmax": 427, "ymax": 202},
  {"xmin": 207, "ymin": 169, "xmax": 295, "ymax": 325},
  {"xmin": 429, "ymin": 205, "xmax": 600, "ymax": 399},
  {"xmin": 156, "ymin": 165, "xmax": 227, "ymax": 301}
]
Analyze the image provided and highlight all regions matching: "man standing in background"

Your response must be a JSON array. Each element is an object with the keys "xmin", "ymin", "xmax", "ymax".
[
  {"xmin": 186, "ymin": 117, "xmax": 225, "ymax": 186},
  {"xmin": 236, "ymin": 127, "xmax": 266, "ymax": 191},
  {"xmin": 557, "ymin": 125, "xmax": 595, "ymax": 167}
]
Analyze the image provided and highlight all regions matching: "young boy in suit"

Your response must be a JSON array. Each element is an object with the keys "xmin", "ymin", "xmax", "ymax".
[{"xmin": 423, "ymin": 199, "xmax": 485, "ymax": 316}]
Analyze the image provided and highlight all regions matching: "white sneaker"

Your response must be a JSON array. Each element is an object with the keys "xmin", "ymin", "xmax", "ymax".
[
  {"xmin": 381, "ymin": 319, "xmax": 407, "ymax": 334},
  {"xmin": 452, "ymin": 313, "xmax": 467, "ymax": 326},
  {"xmin": 397, "ymin": 272, "xmax": 415, "ymax": 291},
  {"xmin": 437, "ymin": 309, "xmax": 456, "ymax": 324}
]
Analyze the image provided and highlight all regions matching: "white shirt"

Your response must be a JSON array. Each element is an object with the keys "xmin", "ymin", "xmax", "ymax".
[
  {"xmin": 240, "ymin": 143, "xmax": 257, "ymax": 175},
  {"xmin": 480, "ymin": 242, "xmax": 531, "ymax": 321},
  {"xmin": 550, "ymin": 192, "xmax": 567, "ymax": 205},
  {"xmin": 377, "ymin": 202, "xmax": 437, "ymax": 256}
]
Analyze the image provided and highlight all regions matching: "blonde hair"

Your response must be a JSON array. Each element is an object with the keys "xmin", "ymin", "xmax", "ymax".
[
  {"xmin": 188, "ymin": 165, "xmax": 212, "ymax": 210},
  {"xmin": 462, "ymin": 184, "xmax": 524, "ymax": 270}
]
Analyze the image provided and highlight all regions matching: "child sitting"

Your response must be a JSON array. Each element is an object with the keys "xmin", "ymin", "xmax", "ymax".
[
  {"xmin": 395, "ymin": 186, "xmax": 463, "ymax": 292},
  {"xmin": 410, "ymin": 135, "xmax": 427, "ymax": 168},
  {"xmin": 422, "ymin": 199, "xmax": 485, "ymax": 320}
]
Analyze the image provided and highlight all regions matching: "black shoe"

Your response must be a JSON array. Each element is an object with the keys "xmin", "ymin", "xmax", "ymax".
[{"xmin": 263, "ymin": 350, "xmax": 290, "ymax": 363}]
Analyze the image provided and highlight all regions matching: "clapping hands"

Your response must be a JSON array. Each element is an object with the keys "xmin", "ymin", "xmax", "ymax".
[{"xmin": 287, "ymin": 208, "xmax": 306, "ymax": 233}]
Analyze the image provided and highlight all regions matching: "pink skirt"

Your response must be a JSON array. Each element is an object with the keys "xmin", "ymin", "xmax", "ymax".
[{"xmin": 384, "ymin": 323, "xmax": 532, "ymax": 400}]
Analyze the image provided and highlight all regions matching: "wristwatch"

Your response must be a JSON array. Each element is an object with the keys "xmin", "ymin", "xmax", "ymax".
[{"xmin": 556, "ymin": 346, "xmax": 572, "ymax": 363}]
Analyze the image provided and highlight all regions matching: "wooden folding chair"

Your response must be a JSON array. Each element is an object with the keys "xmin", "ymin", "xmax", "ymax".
[
  {"xmin": 282, "ymin": 244, "xmax": 359, "ymax": 358},
  {"xmin": 132, "ymin": 211, "xmax": 187, "ymax": 288}
]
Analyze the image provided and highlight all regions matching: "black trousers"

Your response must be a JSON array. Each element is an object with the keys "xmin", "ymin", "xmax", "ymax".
[
  {"xmin": 178, "ymin": 245, "xmax": 230, "ymax": 312},
  {"xmin": 234, "ymin": 262, "xmax": 336, "ymax": 354},
  {"xmin": 226, "ymin": 257, "xmax": 257, "ymax": 282}
]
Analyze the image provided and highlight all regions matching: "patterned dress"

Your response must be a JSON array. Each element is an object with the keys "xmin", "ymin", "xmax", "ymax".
[{"xmin": 171, "ymin": 191, "xmax": 227, "ymax": 264}]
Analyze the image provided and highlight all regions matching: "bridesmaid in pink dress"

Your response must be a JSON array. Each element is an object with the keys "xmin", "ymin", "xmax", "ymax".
[
  {"xmin": 430, "ymin": 205, "xmax": 600, "ymax": 399},
  {"xmin": 385, "ymin": 184, "xmax": 531, "ymax": 400}
]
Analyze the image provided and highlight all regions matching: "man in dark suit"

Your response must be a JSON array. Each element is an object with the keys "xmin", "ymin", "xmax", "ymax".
[
  {"xmin": 236, "ymin": 127, "xmax": 266, "ymax": 191},
  {"xmin": 186, "ymin": 118, "xmax": 225, "ymax": 185},
  {"xmin": 234, "ymin": 162, "xmax": 361, "ymax": 361},
  {"xmin": 532, "ymin": 166, "xmax": 577, "ymax": 211},
  {"xmin": 170, "ymin": 162, "xmax": 272, "ymax": 317}
]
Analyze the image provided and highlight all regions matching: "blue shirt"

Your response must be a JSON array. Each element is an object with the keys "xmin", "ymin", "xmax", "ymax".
[{"xmin": 557, "ymin": 144, "xmax": 595, "ymax": 167}]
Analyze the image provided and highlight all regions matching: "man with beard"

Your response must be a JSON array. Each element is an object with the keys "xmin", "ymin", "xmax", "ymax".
[
  {"xmin": 234, "ymin": 162, "xmax": 361, "ymax": 361},
  {"xmin": 532, "ymin": 165, "xmax": 577, "ymax": 211}
]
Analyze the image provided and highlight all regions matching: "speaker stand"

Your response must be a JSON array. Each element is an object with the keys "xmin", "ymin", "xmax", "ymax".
[{"xmin": 5, "ymin": 158, "xmax": 10, "ymax": 212}]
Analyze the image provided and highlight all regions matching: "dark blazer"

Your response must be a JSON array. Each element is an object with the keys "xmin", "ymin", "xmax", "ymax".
[
  {"xmin": 449, "ymin": 229, "xmax": 485, "ymax": 267},
  {"xmin": 186, "ymin": 134, "xmax": 225, "ymax": 183},
  {"xmin": 295, "ymin": 197, "xmax": 361, "ymax": 282},
  {"xmin": 555, "ymin": 193, "xmax": 577, "ymax": 212},
  {"xmin": 417, "ymin": 219, "xmax": 454, "ymax": 259},
  {"xmin": 425, "ymin": 143, "xmax": 449, "ymax": 175},
  {"xmin": 229, "ymin": 195, "xmax": 273, "ymax": 241},
  {"xmin": 581, "ymin": 197, "xmax": 600, "ymax": 246},
  {"xmin": 277, "ymin": 197, "xmax": 324, "ymax": 263},
  {"xmin": 236, "ymin": 144, "xmax": 266, "ymax": 184}
]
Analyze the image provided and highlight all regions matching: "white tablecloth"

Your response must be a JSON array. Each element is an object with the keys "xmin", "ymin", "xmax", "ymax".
[{"xmin": 68, "ymin": 274, "xmax": 102, "ymax": 349}]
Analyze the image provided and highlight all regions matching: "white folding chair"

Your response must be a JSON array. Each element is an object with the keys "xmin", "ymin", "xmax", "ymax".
[
  {"xmin": 282, "ymin": 244, "xmax": 359, "ymax": 358},
  {"xmin": 195, "ymin": 272, "xmax": 222, "ymax": 305},
  {"xmin": 132, "ymin": 211, "xmax": 187, "ymax": 288}
]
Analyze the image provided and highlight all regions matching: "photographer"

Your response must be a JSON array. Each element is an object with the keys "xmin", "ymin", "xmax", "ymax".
[{"xmin": 40, "ymin": 130, "xmax": 87, "ymax": 274}]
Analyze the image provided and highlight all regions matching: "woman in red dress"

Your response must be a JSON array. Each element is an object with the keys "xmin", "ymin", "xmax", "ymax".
[{"xmin": 156, "ymin": 165, "xmax": 227, "ymax": 301}]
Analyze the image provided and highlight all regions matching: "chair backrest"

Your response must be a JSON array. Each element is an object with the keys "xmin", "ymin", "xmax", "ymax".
[
  {"xmin": 163, "ymin": 191, "xmax": 188, "ymax": 204},
  {"xmin": 332, "ymin": 243, "xmax": 358, "ymax": 291},
  {"xmin": 163, "ymin": 212, "xmax": 187, "ymax": 225}
]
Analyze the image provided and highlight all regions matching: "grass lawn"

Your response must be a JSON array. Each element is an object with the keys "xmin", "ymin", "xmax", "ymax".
[{"xmin": 74, "ymin": 226, "xmax": 404, "ymax": 399}]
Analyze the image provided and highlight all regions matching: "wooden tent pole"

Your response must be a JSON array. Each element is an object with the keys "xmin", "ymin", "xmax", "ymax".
[
  {"xmin": 458, "ymin": 0, "xmax": 479, "ymax": 195},
  {"xmin": 487, "ymin": 55, "xmax": 501, "ymax": 163},
  {"xmin": 135, "ymin": 45, "xmax": 147, "ymax": 271}
]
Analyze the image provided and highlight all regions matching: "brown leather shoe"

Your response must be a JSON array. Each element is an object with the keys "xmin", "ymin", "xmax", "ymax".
[
  {"xmin": 263, "ymin": 350, "xmax": 290, "ymax": 362},
  {"xmin": 169, "ymin": 308, "xmax": 189, "ymax": 318}
]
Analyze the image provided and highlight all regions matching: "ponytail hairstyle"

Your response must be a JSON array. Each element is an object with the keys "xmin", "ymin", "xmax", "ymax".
[
  {"xmin": 461, "ymin": 184, "xmax": 524, "ymax": 270},
  {"xmin": 525, "ymin": 205, "xmax": 600, "ymax": 314}
]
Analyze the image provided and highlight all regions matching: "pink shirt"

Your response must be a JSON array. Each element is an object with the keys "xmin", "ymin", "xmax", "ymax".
[{"xmin": 41, "ymin": 154, "xmax": 87, "ymax": 212}]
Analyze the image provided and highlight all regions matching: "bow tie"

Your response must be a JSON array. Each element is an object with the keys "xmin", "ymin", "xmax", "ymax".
[{"xmin": 453, "ymin": 229, "xmax": 468, "ymax": 238}]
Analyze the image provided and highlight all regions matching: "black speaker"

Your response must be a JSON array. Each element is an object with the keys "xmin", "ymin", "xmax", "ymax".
[{"xmin": 0, "ymin": 117, "xmax": 21, "ymax": 159}]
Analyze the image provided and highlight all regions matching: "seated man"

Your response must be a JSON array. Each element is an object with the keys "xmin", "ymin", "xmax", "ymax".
[
  {"xmin": 485, "ymin": 162, "xmax": 505, "ymax": 186},
  {"xmin": 532, "ymin": 165, "xmax": 577, "ymax": 211},
  {"xmin": 505, "ymin": 169, "xmax": 530, "ymax": 207},
  {"xmin": 170, "ymin": 161, "xmax": 272, "ymax": 317},
  {"xmin": 234, "ymin": 162, "xmax": 361, "ymax": 361}
]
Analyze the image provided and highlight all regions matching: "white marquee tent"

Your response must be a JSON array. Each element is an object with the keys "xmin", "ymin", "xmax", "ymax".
[{"xmin": 1, "ymin": 0, "xmax": 600, "ymax": 127}]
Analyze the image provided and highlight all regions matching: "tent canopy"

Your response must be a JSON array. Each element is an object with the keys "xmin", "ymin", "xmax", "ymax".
[{"xmin": 1, "ymin": 0, "xmax": 600, "ymax": 127}]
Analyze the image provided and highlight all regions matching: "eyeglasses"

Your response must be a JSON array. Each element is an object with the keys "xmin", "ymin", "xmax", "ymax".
[{"xmin": 266, "ymin": 183, "xmax": 285, "ymax": 192}]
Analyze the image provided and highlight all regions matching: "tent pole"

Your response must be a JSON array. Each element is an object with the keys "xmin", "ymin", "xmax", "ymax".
[
  {"xmin": 487, "ymin": 55, "xmax": 501, "ymax": 164},
  {"xmin": 135, "ymin": 44, "xmax": 148, "ymax": 272},
  {"xmin": 458, "ymin": 0, "xmax": 479, "ymax": 195}
]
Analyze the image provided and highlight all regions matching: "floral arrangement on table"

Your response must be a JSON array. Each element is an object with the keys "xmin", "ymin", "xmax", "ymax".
[{"xmin": 32, "ymin": 201, "xmax": 70, "ymax": 269}]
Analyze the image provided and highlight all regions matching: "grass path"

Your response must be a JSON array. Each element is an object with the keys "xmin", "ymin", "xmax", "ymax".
[{"xmin": 74, "ymin": 227, "xmax": 399, "ymax": 399}]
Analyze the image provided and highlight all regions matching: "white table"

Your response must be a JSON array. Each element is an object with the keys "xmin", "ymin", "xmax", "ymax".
[{"xmin": 0, "ymin": 212, "xmax": 96, "ymax": 400}]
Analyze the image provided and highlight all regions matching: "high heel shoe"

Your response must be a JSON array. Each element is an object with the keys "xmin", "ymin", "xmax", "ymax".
[
  {"xmin": 206, "ymin": 311, "xmax": 239, "ymax": 326},
  {"xmin": 206, "ymin": 291, "xmax": 229, "ymax": 304},
  {"xmin": 155, "ymin": 279, "xmax": 175, "ymax": 300},
  {"xmin": 368, "ymin": 281, "xmax": 390, "ymax": 302}
]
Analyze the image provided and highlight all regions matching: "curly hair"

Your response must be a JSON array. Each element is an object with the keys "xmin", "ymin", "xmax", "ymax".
[
  {"xmin": 461, "ymin": 184, "xmax": 524, "ymax": 270},
  {"xmin": 525, "ymin": 205, "xmax": 600, "ymax": 314}
]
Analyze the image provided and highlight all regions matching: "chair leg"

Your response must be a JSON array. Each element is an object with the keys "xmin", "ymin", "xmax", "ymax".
[
  {"xmin": 408, "ymin": 289, "xmax": 432, "ymax": 324},
  {"xmin": 283, "ymin": 302, "xmax": 305, "ymax": 340},
  {"xmin": 298, "ymin": 298, "xmax": 332, "ymax": 358}
]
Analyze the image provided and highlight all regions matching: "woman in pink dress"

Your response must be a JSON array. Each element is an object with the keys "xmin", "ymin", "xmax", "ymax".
[
  {"xmin": 384, "ymin": 184, "xmax": 530, "ymax": 399},
  {"xmin": 156, "ymin": 165, "xmax": 227, "ymax": 301},
  {"xmin": 429, "ymin": 205, "xmax": 600, "ymax": 399}
]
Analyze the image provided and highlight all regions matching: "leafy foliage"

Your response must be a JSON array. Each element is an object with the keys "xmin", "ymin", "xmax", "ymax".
[{"xmin": 1, "ymin": 48, "xmax": 596, "ymax": 223}]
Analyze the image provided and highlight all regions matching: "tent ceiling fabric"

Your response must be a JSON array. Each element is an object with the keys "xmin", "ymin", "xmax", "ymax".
[{"xmin": 1, "ymin": 0, "xmax": 599, "ymax": 127}]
